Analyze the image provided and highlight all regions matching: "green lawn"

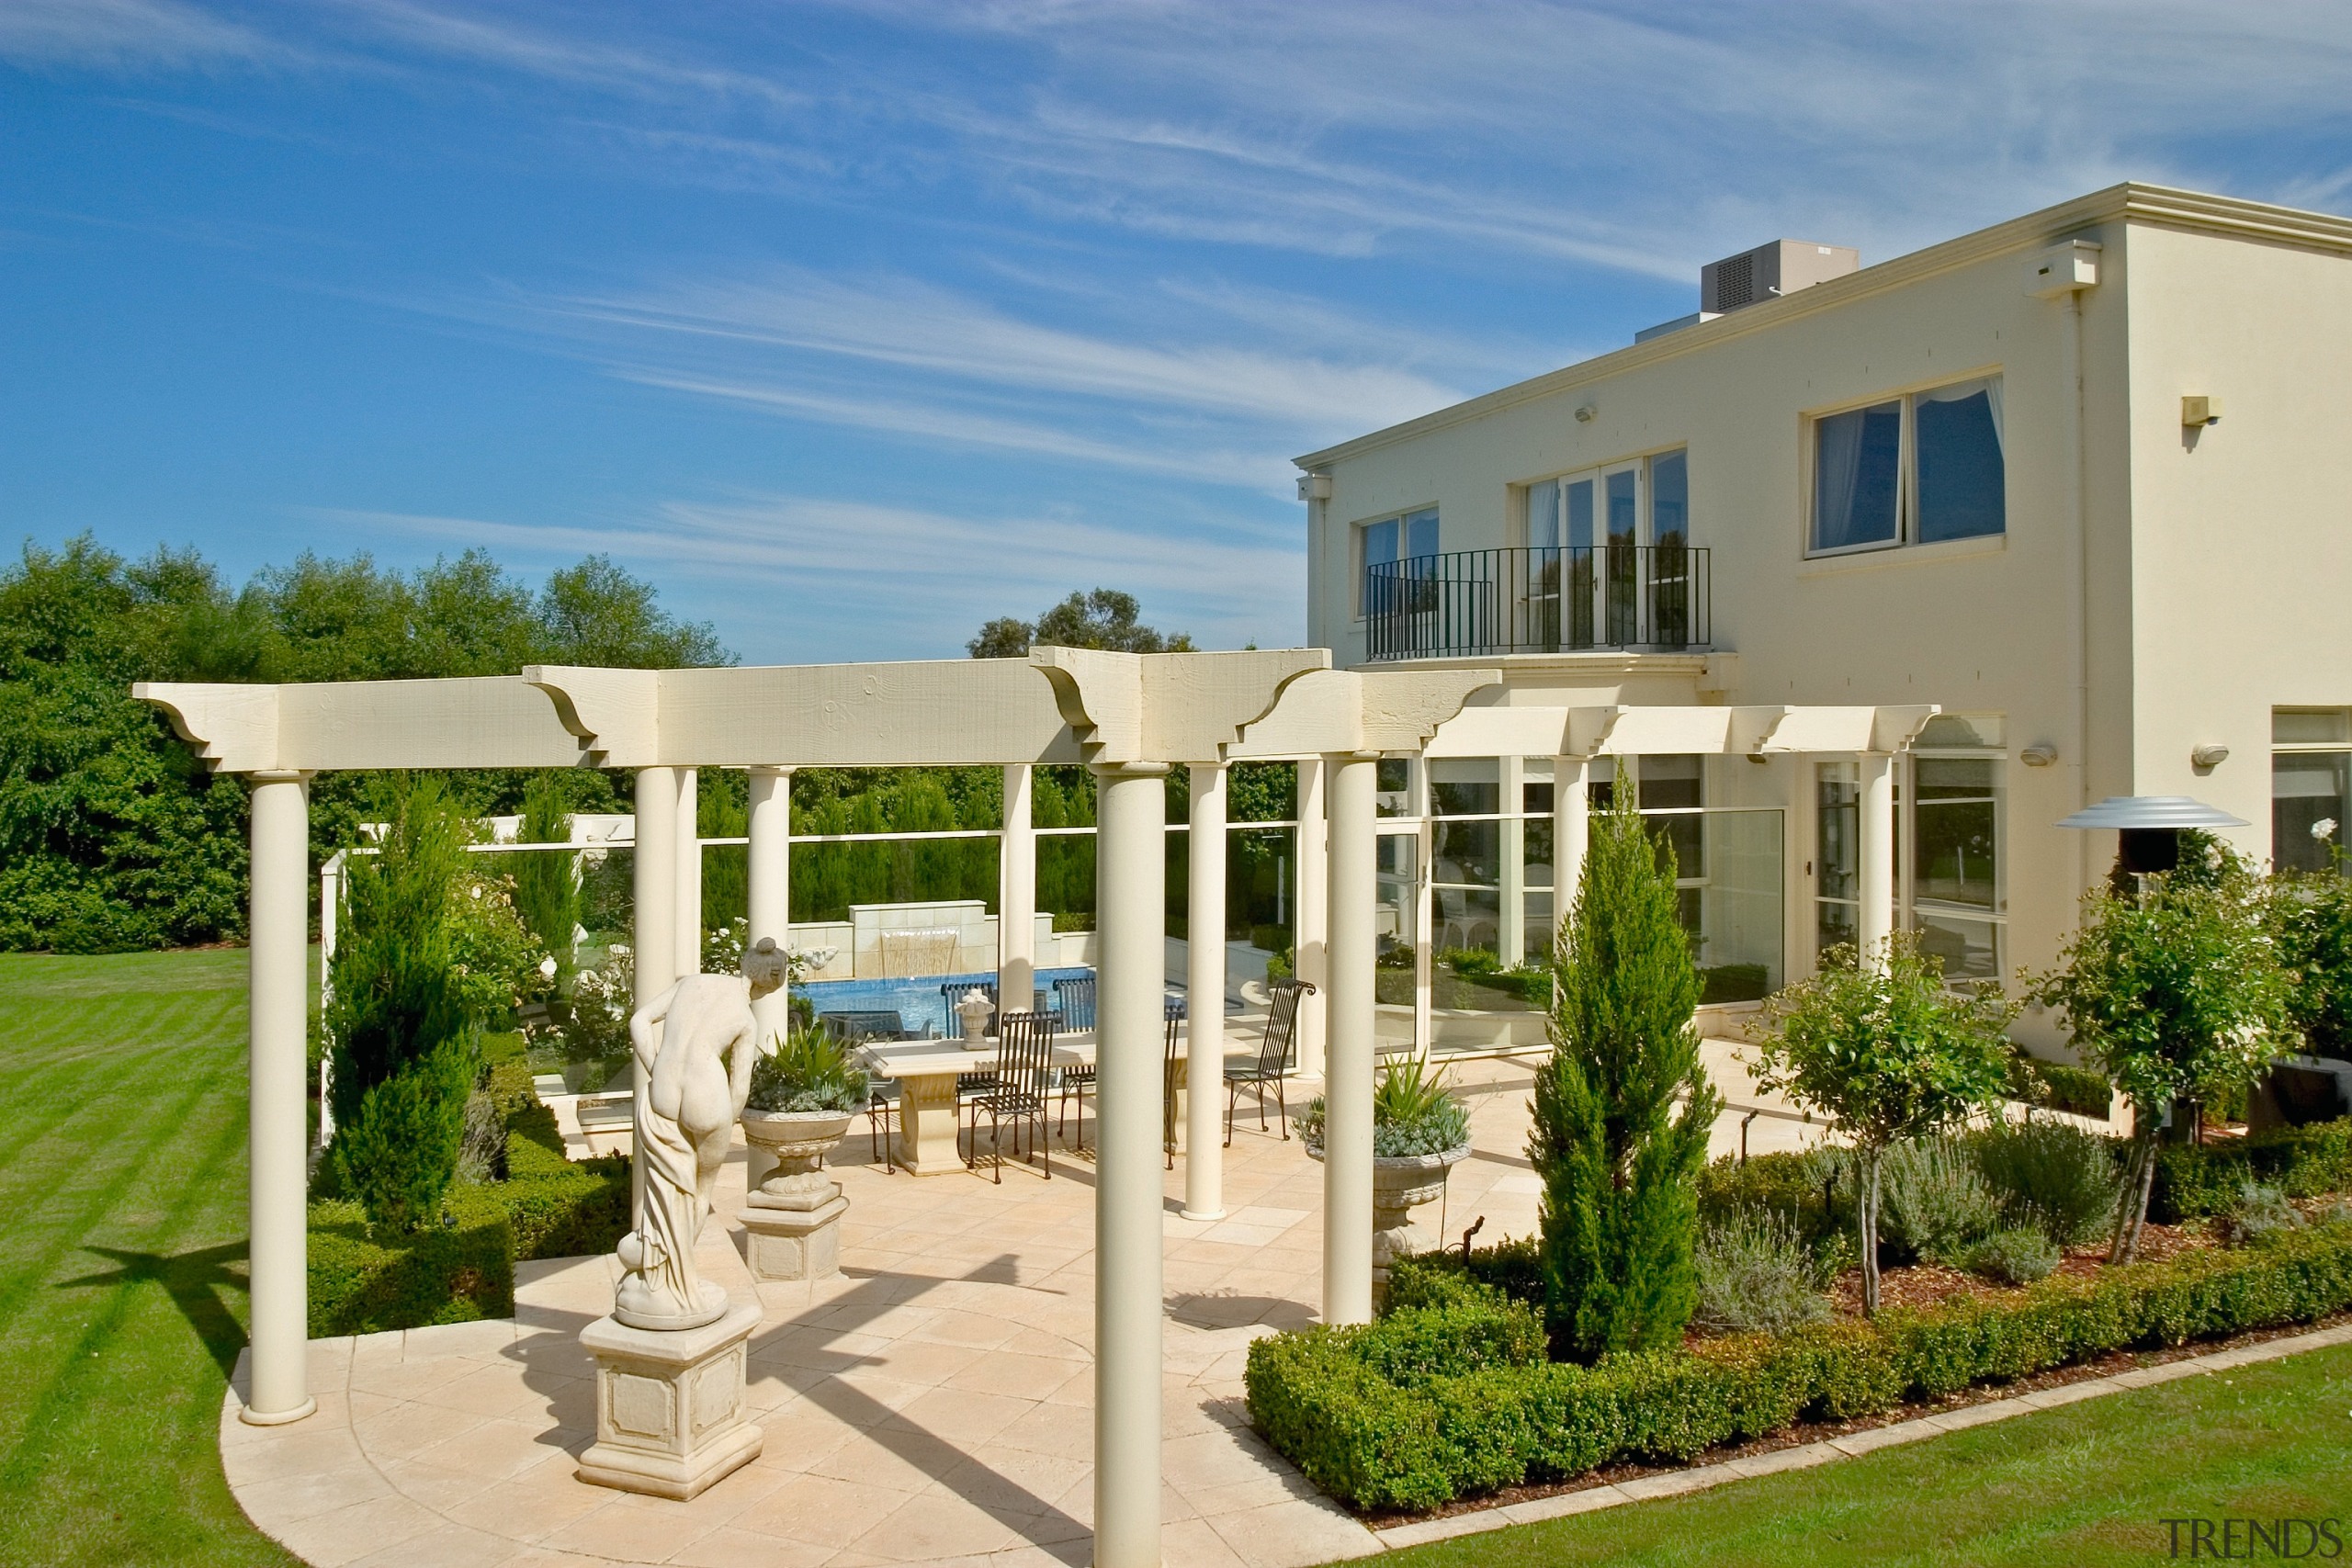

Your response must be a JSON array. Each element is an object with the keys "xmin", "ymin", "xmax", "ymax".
[{"xmin": 0, "ymin": 949, "xmax": 294, "ymax": 1568}]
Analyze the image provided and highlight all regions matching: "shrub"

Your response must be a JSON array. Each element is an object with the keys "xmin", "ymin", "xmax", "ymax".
[
  {"xmin": 1967, "ymin": 1118, "xmax": 2124, "ymax": 1249},
  {"xmin": 1878, "ymin": 1137, "xmax": 2001, "ymax": 1265},
  {"xmin": 1532, "ymin": 789, "xmax": 1721, "ymax": 1359},
  {"xmin": 308, "ymin": 1196, "xmax": 514, "ymax": 1335},
  {"xmin": 1247, "ymin": 1221, "xmax": 2352, "ymax": 1512},
  {"xmin": 1693, "ymin": 1211, "xmax": 1833, "ymax": 1335},
  {"xmin": 746, "ymin": 1024, "xmax": 869, "ymax": 1114},
  {"xmin": 2007, "ymin": 1053, "xmax": 2113, "ymax": 1119},
  {"xmin": 454, "ymin": 1088, "xmax": 505, "ymax": 1185},
  {"xmin": 2031, "ymin": 833, "xmax": 2295, "ymax": 1262},
  {"xmin": 2223, "ymin": 1181, "xmax": 2305, "ymax": 1248},
  {"xmin": 1698, "ymin": 1149, "xmax": 1852, "ymax": 1250},
  {"xmin": 325, "ymin": 774, "xmax": 479, "ymax": 1232},
  {"xmin": 1963, "ymin": 1226, "xmax": 2061, "ymax": 1284},
  {"xmin": 2272, "ymin": 852, "xmax": 2352, "ymax": 1061},
  {"xmin": 1751, "ymin": 933, "xmax": 2017, "ymax": 1312},
  {"xmin": 2151, "ymin": 1118, "xmax": 2352, "ymax": 1221}
]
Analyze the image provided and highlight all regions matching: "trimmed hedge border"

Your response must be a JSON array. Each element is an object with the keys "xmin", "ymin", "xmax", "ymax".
[
  {"xmin": 308, "ymin": 1033, "xmax": 630, "ymax": 1336},
  {"xmin": 1244, "ymin": 1222, "xmax": 2352, "ymax": 1513},
  {"xmin": 2153, "ymin": 1118, "xmax": 2352, "ymax": 1222}
]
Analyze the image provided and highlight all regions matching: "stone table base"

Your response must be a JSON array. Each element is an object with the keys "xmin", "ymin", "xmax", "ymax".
[{"xmin": 579, "ymin": 1296, "xmax": 763, "ymax": 1500}]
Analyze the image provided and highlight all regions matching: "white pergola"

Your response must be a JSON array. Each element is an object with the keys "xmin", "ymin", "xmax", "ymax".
[{"xmin": 137, "ymin": 655, "xmax": 1933, "ymax": 1568}]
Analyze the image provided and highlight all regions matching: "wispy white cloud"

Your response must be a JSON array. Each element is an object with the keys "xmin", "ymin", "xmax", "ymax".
[{"xmin": 0, "ymin": 0, "xmax": 280, "ymax": 68}]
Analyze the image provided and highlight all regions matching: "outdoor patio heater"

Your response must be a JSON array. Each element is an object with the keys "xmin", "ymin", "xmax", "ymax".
[{"xmin": 2055, "ymin": 794, "xmax": 2249, "ymax": 887}]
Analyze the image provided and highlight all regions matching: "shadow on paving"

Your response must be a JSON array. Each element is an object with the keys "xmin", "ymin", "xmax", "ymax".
[
  {"xmin": 506, "ymin": 1251, "xmax": 1092, "ymax": 1564},
  {"xmin": 63, "ymin": 1241, "xmax": 250, "ymax": 1380}
]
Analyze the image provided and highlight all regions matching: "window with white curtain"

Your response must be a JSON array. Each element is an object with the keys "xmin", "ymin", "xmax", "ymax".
[{"xmin": 1810, "ymin": 377, "xmax": 2004, "ymax": 555}]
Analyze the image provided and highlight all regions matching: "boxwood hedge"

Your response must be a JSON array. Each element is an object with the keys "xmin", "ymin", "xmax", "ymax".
[{"xmin": 1246, "ymin": 1222, "xmax": 2352, "ymax": 1512}]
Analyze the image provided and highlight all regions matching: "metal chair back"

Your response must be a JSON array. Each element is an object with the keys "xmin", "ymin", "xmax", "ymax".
[
  {"xmin": 820, "ymin": 1010, "xmax": 908, "ymax": 1043},
  {"xmin": 939, "ymin": 980, "xmax": 1000, "ymax": 1036},
  {"xmin": 1052, "ymin": 976, "xmax": 1098, "ymax": 1030},
  {"xmin": 995, "ymin": 1010, "xmax": 1057, "ymax": 1104},
  {"xmin": 1255, "ymin": 979, "xmax": 1313, "ymax": 1077}
]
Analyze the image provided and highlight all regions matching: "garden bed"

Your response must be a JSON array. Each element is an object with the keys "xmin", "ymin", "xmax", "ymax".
[{"xmin": 1245, "ymin": 1215, "xmax": 2352, "ymax": 1515}]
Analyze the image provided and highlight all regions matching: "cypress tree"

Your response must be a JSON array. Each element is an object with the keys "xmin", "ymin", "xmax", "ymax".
[
  {"xmin": 511, "ymin": 773, "xmax": 579, "ymax": 987},
  {"xmin": 326, "ymin": 774, "xmax": 479, "ymax": 1232},
  {"xmin": 1531, "ymin": 786, "xmax": 1722, "ymax": 1359}
]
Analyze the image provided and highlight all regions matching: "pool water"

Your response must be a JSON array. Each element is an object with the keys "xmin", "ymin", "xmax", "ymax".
[{"xmin": 797, "ymin": 966, "xmax": 1095, "ymax": 1039}]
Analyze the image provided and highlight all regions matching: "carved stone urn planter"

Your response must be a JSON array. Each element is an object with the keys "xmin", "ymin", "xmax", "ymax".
[
  {"xmin": 737, "ymin": 1109, "xmax": 854, "ymax": 1281},
  {"xmin": 1370, "ymin": 1145, "xmax": 1471, "ymax": 1294},
  {"xmin": 1306, "ymin": 1140, "xmax": 1474, "ymax": 1301}
]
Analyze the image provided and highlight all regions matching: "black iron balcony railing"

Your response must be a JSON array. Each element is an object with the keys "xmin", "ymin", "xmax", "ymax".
[{"xmin": 1363, "ymin": 545, "xmax": 1711, "ymax": 660}]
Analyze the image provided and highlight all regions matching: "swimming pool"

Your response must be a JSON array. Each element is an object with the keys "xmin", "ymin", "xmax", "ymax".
[{"xmin": 797, "ymin": 966, "xmax": 1094, "ymax": 1039}]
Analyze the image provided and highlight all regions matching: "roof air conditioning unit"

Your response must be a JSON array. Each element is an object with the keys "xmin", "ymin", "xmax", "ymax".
[{"xmin": 1701, "ymin": 240, "xmax": 1860, "ymax": 315}]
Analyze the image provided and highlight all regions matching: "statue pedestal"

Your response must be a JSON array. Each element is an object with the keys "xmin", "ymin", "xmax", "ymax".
[
  {"xmin": 578, "ymin": 1298, "xmax": 763, "ymax": 1500},
  {"xmin": 741, "ymin": 1181, "xmax": 849, "ymax": 1282}
]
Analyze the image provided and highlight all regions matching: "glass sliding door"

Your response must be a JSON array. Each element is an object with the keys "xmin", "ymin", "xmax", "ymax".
[
  {"xmin": 1815, "ymin": 761, "xmax": 1860, "ymax": 957},
  {"xmin": 1605, "ymin": 467, "xmax": 1640, "ymax": 644}
]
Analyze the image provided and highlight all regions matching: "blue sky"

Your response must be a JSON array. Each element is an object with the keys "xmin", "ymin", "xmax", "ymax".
[{"xmin": 7, "ymin": 2, "xmax": 2352, "ymax": 662}]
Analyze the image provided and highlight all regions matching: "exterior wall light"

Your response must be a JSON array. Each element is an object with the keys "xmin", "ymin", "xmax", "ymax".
[
  {"xmin": 2190, "ymin": 742, "xmax": 2230, "ymax": 769},
  {"xmin": 2181, "ymin": 396, "xmax": 2222, "ymax": 427},
  {"xmin": 1573, "ymin": 403, "xmax": 1597, "ymax": 423},
  {"xmin": 1296, "ymin": 472, "xmax": 1332, "ymax": 502},
  {"xmin": 2019, "ymin": 743, "xmax": 2058, "ymax": 767}
]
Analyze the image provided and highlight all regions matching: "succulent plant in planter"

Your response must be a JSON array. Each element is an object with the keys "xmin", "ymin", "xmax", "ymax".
[
  {"xmin": 1296, "ymin": 1058, "xmax": 1473, "ymax": 1296},
  {"xmin": 739, "ymin": 1027, "xmax": 869, "ymax": 1280}
]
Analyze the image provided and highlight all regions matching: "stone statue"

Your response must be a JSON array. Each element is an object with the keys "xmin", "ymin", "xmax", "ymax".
[{"xmin": 615, "ymin": 937, "xmax": 789, "ymax": 1331}]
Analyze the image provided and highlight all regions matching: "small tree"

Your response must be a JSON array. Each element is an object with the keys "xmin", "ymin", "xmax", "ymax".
[
  {"xmin": 2272, "ymin": 826, "xmax": 2352, "ymax": 1061},
  {"xmin": 511, "ymin": 773, "xmax": 579, "ymax": 987},
  {"xmin": 1531, "ymin": 791, "xmax": 1722, "ymax": 1359},
  {"xmin": 325, "ymin": 775, "xmax": 479, "ymax": 1232},
  {"xmin": 2032, "ymin": 834, "xmax": 2293, "ymax": 1263},
  {"xmin": 1751, "ymin": 934, "xmax": 2017, "ymax": 1314}
]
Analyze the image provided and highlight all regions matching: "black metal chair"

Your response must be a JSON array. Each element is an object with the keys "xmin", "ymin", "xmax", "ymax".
[
  {"xmin": 820, "ymin": 1011, "xmax": 912, "ymax": 1174},
  {"xmin": 940, "ymin": 979, "xmax": 1001, "ymax": 1037},
  {"xmin": 968, "ymin": 1010, "xmax": 1056, "ymax": 1183},
  {"xmin": 1227, "ymin": 978, "xmax": 1313, "ymax": 1145},
  {"xmin": 1056, "ymin": 995, "xmax": 1183, "ymax": 1151},
  {"xmin": 1053, "ymin": 975, "xmax": 1098, "ymax": 1029},
  {"xmin": 1163, "ymin": 1007, "xmax": 1184, "ymax": 1170}
]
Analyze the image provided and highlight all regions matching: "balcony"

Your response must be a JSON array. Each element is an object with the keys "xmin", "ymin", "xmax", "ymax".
[{"xmin": 1363, "ymin": 545, "xmax": 1712, "ymax": 661}]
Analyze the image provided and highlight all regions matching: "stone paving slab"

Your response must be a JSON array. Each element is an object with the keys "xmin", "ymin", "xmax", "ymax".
[{"xmin": 217, "ymin": 1049, "xmax": 1848, "ymax": 1568}]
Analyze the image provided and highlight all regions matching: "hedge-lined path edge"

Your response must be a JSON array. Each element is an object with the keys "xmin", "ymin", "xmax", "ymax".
[{"xmin": 1370, "ymin": 1318, "xmax": 2352, "ymax": 1552}]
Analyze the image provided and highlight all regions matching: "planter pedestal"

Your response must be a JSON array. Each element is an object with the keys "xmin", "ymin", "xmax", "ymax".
[
  {"xmin": 578, "ymin": 1297, "xmax": 763, "ymax": 1500},
  {"xmin": 739, "ymin": 1110, "xmax": 853, "ymax": 1282},
  {"xmin": 1370, "ymin": 1145, "xmax": 1470, "ymax": 1303}
]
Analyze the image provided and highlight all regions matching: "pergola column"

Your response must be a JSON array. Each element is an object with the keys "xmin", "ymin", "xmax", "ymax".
[
  {"xmin": 1858, "ymin": 752, "xmax": 1895, "ymax": 967},
  {"xmin": 1553, "ymin": 756, "xmax": 1589, "ymax": 949},
  {"xmin": 1183, "ymin": 761, "xmax": 1228, "ymax": 1220},
  {"xmin": 633, "ymin": 767, "xmax": 679, "ymax": 1007},
  {"xmin": 1293, "ymin": 759, "xmax": 1329, "ymax": 1078},
  {"xmin": 999, "ymin": 764, "xmax": 1036, "ymax": 1015},
  {"xmin": 244, "ymin": 769, "xmax": 316, "ymax": 1425},
  {"xmin": 1321, "ymin": 751, "xmax": 1379, "ymax": 1325},
  {"xmin": 746, "ymin": 766, "xmax": 793, "ymax": 1046},
  {"xmin": 1091, "ymin": 761, "xmax": 1169, "ymax": 1568},
  {"xmin": 673, "ymin": 766, "xmax": 702, "ymax": 979}
]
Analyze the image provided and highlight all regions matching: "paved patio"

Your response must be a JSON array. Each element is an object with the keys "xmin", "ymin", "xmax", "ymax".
[{"xmin": 223, "ymin": 1044, "xmax": 1829, "ymax": 1568}]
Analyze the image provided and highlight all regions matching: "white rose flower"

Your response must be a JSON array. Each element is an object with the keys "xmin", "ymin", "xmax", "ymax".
[{"xmin": 2314, "ymin": 818, "xmax": 2339, "ymax": 842}]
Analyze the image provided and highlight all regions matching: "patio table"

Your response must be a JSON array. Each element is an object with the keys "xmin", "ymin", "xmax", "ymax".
[
  {"xmin": 858, "ymin": 1033, "xmax": 1096, "ymax": 1176},
  {"xmin": 856, "ymin": 1031, "xmax": 1201, "ymax": 1175}
]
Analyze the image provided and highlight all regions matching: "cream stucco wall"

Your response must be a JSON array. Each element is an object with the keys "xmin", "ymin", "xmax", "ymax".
[
  {"xmin": 2120, "ymin": 223, "xmax": 2352, "ymax": 861},
  {"xmin": 1300, "ymin": 184, "xmax": 2352, "ymax": 1046}
]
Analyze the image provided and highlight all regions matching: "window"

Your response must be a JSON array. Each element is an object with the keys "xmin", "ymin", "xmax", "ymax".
[
  {"xmin": 2274, "ymin": 708, "xmax": 2352, "ymax": 874},
  {"xmin": 1908, "ymin": 715, "xmax": 2005, "ymax": 982},
  {"xmin": 1810, "ymin": 378, "xmax": 2004, "ymax": 555},
  {"xmin": 1521, "ymin": 450, "xmax": 1690, "ymax": 646},
  {"xmin": 1358, "ymin": 507, "xmax": 1438, "ymax": 617}
]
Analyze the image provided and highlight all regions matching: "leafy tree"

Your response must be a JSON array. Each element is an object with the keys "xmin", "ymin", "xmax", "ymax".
[
  {"xmin": 2031, "ymin": 834, "xmax": 2293, "ymax": 1263},
  {"xmin": 968, "ymin": 588, "xmax": 1193, "ymax": 658},
  {"xmin": 1753, "ymin": 933, "xmax": 2018, "ymax": 1312},
  {"xmin": 1531, "ymin": 790, "xmax": 1723, "ymax": 1359},
  {"xmin": 324, "ymin": 775, "xmax": 478, "ymax": 1232}
]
